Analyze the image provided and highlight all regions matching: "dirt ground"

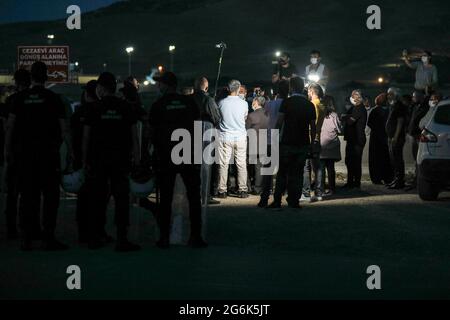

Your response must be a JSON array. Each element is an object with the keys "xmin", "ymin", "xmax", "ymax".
[{"xmin": 0, "ymin": 182, "xmax": 449, "ymax": 300}]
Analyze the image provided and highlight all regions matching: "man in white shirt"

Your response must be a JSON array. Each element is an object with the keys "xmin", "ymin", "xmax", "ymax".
[{"xmin": 217, "ymin": 80, "xmax": 249, "ymax": 198}]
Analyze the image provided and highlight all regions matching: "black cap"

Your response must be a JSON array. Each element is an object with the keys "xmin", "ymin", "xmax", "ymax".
[
  {"xmin": 97, "ymin": 72, "xmax": 117, "ymax": 93},
  {"xmin": 83, "ymin": 80, "xmax": 98, "ymax": 98},
  {"xmin": 153, "ymin": 71, "xmax": 177, "ymax": 88}
]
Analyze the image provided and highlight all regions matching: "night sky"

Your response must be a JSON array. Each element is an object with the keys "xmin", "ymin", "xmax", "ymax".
[{"xmin": 0, "ymin": 0, "xmax": 121, "ymax": 24}]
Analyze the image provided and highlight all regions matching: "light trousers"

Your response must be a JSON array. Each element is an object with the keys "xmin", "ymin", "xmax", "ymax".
[{"xmin": 218, "ymin": 139, "xmax": 248, "ymax": 193}]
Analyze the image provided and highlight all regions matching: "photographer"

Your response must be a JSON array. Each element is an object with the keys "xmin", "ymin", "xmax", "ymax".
[{"xmin": 272, "ymin": 52, "xmax": 298, "ymax": 91}]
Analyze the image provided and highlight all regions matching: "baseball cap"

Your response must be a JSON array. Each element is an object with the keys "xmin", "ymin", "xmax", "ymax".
[{"xmin": 153, "ymin": 71, "xmax": 178, "ymax": 88}]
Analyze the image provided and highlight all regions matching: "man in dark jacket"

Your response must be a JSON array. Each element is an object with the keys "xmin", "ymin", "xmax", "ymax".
[
  {"xmin": 385, "ymin": 87, "xmax": 408, "ymax": 189},
  {"xmin": 5, "ymin": 62, "xmax": 72, "ymax": 251},
  {"xmin": 406, "ymin": 91, "xmax": 429, "ymax": 190},
  {"xmin": 150, "ymin": 72, "xmax": 207, "ymax": 249},
  {"xmin": 342, "ymin": 90, "xmax": 367, "ymax": 189},
  {"xmin": 246, "ymin": 96, "xmax": 269, "ymax": 195},
  {"xmin": 82, "ymin": 72, "xmax": 141, "ymax": 252},
  {"xmin": 192, "ymin": 76, "xmax": 222, "ymax": 205}
]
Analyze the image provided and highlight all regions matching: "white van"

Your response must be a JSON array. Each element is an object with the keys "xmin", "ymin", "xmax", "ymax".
[{"xmin": 417, "ymin": 100, "xmax": 450, "ymax": 201}]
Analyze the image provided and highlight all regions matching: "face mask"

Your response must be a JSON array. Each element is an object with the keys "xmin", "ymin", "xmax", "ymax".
[
  {"xmin": 350, "ymin": 97, "xmax": 358, "ymax": 106},
  {"xmin": 429, "ymin": 101, "xmax": 437, "ymax": 108},
  {"xmin": 422, "ymin": 56, "xmax": 429, "ymax": 64},
  {"xmin": 238, "ymin": 94, "xmax": 246, "ymax": 100},
  {"xmin": 311, "ymin": 58, "xmax": 319, "ymax": 65}
]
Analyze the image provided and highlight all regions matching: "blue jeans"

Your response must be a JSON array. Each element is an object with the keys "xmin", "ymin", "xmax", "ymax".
[{"xmin": 303, "ymin": 156, "xmax": 322, "ymax": 197}]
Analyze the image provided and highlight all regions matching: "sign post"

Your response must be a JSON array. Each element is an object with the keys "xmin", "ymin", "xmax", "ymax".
[{"xmin": 17, "ymin": 46, "xmax": 70, "ymax": 83}]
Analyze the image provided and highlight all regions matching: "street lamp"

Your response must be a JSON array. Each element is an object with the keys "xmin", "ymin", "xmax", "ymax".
[
  {"xmin": 75, "ymin": 61, "xmax": 79, "ymax": 67},
  {"xmin": 169, "ymin": 45, "xmax": 176, "ymax": 71},
  {"xmin": 47, "ymin": 34, "xmax": 55, "ymax": 45},
  {"xmin": 275, "ymin": 51, "xmax": 281, "ymax": 58},
  {"xmin": 125, "ymin": 46, "xmax": 134, "ymax": 75}
]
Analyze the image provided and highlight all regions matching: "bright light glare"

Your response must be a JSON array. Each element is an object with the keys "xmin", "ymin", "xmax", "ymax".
[
  {"xmin": 126, "ymin": 47, "xmax": 134, "ymax": 54},
  {"xmin": 308, "ymin": 74, "xmax": 320, "ymax": 82},
  {"xmin": 143, "ymin": 80, "xmax": 149, "ymax": 86},
  {"xmin": 275, "ymin": 51, "xmax": 281, "ymax": 57},
  {"xmin": 378, "ymin": 77, "xmax": 384, "ymax": 83},
  {"xmin": 47, "ymin": 34, "xmax": 55, "ymax": 39},
  {"xmin": 169, "ymin": 45, "xmax": 176, "ymax": 52}
]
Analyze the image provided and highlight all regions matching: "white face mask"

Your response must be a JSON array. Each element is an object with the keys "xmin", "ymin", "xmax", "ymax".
[
  {"xmin": 350, "ymin": 97, "xmax": 357, "ymax": 106},
  {"xmin": 429, "ymin": 101, "xmax": 437, "ymax": 108},
  {"xmin": 238, "ymin": 94, "xmax": 246, "ymax": 100},
  {"xmin": 422, "ymin": 56, "xmax": 429, "ymax": 64},
  {"xmin": 311, "ymin": 58, "xmax": 319, "ymax": 65}
]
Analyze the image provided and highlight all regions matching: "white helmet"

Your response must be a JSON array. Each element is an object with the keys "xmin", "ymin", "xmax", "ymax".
[
  {"xmin": 61, "ymin": 170, "xmax": 85, "ymax": 194},
  {"xmin": 129, "ymin": 177, "xmax": 155, "ymax": 198}
]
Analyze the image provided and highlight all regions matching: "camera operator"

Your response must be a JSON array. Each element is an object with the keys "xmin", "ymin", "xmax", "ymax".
[{"xmin": 272, "ymin": 52, "xmax": 298, "ymax": 92}]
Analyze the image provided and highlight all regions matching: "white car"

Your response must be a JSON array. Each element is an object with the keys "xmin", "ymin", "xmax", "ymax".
[{"xmin": 417, "ymin": 99, "xmax": 450, "ymax": 201}]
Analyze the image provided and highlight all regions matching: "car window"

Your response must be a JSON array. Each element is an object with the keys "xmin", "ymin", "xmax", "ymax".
[{"xmin": 434, "ymin": 105, "xmax": 450, "ymax": 125}]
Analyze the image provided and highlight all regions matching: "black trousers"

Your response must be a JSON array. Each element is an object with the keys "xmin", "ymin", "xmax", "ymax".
[
  {"xmin": 85, "ymin": 159, "xmax": 130, "ymax": 240},
  {"xmin": 4, "ymin": 163, "xmax": 19, "ymax": 231},
  {"xmin": 157, "ymin": 165, "xmax": 202, "ymax": 240},
  {"xmin": 260, "ymin": 145, "xmax": 273, "ymax": 202},
  {"xmin": 319, "ymin": 159, "xmax": 337, "ymax": 192},
  {"xmin": 345, "ymin": 143, "xmax": 364, "ymax": 187},
  {"xmin": 411, "ymin": 137, "xmax": 419, "ymax": 183},
  {"xmin": 273, "ymin": 146, "xmax": 308, "ymax": 206},
  {"xmin": 17, "ymin": 152, "xmax": 61, "ymax": 241},
  {"xmin": 388, "ymin": 138, "xmax": 405, "ymax": 183}
]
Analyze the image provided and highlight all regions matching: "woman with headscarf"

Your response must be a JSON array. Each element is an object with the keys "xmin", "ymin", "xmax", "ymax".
[{"xmin": 367, "ymin": 93, "xmax": 394, "ymax": 185}]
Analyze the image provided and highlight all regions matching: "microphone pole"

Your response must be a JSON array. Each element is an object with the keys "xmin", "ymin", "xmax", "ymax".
[{"xmin": 213, "ymin": 42, "xmax": 227, "ymax": 99}]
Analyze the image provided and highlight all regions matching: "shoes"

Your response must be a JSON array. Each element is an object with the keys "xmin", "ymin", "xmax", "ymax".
[
  {"xmin": 42, "ymin": 239, "xmax": 69, "ymax": 251},
  {"xmin": 7, "ymin": 228, "xmax": 19, "ymax": 240},
  {"xmin": 386, "ymin": 179, "xmax": 398, "ymax": 187},
  {"xmin": 156, "ymin": 238, "xmax": 170, "ymax": 249},
  {"xmin": 388, "ymin": 182, "xmax": 405, "ymax": 190},
  {"xmin": 115, "ymin": 240, "xmax": 141, "ymax": 252},
  {"xmin": 257, "ymin": 199, "xmax": 268, "ymax": 208},
  {"xmin": 324, "ymin": 190, "xmax": 335, "ymax": 197},
  {"xmin": 208, "ymin": 198, "xmax": 221, "ymax": 205},
  {"xmin": 188, "ymin": 237, "xmax": 208, "ymax": 249},
  {"xmin": 267, "ymin": 202, "xmax": 281, "ymax": 209},
  {"xmin": 237, "ymin": 191, "xmax": 249, "ymax": 199},
  {"xmin": 300, "ymin": 194, "xmax": 312, "ymax": 203},
  {"xmin": 316, "ymin": 195, "xmax": 323, "ymax": 202},
  {"xmin": 217, "ymin": 192, "xmax": 228, "ymax": 199},
  {"xmin": 88, "ymin": 238, "xmax": 105, "ymax": 250},
  {"xmin": 100, "ymin": 232, "xmax": 115, "ymax": 244},
  {"xmin": 20, "ymin": 239, "xmax": 32, "ymax": 251}
]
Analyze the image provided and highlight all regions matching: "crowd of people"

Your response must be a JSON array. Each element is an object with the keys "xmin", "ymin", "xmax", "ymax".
[{"xmin": 0, "ymin": 48, "xmax": 445, "ymax": 252}]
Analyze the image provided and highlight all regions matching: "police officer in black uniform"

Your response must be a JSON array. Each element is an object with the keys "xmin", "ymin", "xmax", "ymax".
[
  {"xmin": 82, "ymin": 72, "xmax": 141, "ymax": 252},
  {"xmin": 5, "ymin": 62, "xmax": 72, "ymax": 251},
  {"xmin": 1, "ymin": 69, "xmax": 42, "ymax": 240},
  {"xmin": 149, "ymin": 72, "xmax": 207, "ymax": 249},
  {"xmin": 70, "ymin": 80, "xmax": 111, "ymax": 244}
]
